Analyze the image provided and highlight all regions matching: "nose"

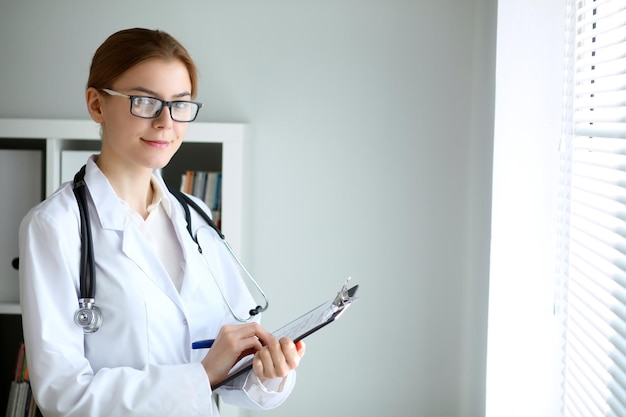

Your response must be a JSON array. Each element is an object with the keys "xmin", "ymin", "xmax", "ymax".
[{"xmin": 152, "ymin": 105, "xmax": 174, "ymax": 129}]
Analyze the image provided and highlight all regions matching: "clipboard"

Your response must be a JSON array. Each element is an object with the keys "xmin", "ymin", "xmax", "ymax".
[{"xmin": 213, "ymin": 278, "xmax": 359, "ymax": 389}]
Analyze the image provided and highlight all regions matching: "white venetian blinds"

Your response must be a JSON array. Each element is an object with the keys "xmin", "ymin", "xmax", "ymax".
[{"xmin": 562, "ymin": 0, "xmax": 626, "ymax": 415}]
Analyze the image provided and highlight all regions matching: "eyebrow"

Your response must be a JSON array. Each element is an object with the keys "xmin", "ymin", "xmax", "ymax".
[{"xmin": 128, "ymin": 86, "xmax": 192, "ymax": 99}]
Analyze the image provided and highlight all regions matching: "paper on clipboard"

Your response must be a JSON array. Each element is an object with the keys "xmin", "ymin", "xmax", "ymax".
[{"xmin": 213, "ymin": 278, "xmax": 359, "ymax": 389}]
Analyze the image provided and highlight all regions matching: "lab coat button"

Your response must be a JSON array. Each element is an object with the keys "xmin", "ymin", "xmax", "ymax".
[{"xmin": 183, "ymin": 319, "xmax": 188, "ymax": 326}]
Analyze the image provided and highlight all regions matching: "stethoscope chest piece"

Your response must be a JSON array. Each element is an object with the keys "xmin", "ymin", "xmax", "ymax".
[{"xmin": 74, "ymin": 298, "xmax": 102, "ymax": 333}]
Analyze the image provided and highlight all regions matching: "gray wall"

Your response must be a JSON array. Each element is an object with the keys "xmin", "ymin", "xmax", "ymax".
[{"xmin": 0, "ymin": 0, "xmax": 496, "ymax": 416}]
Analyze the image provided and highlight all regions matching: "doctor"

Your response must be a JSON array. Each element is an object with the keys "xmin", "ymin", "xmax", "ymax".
[{"xmin": 18, "ymin": 28, "xmax": 305, "ymax": 417}]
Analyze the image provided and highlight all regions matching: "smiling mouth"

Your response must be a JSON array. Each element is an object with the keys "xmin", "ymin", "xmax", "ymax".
[{"xmin": 142, "ymin": 138, "xmax": 171, "ymax": 147}]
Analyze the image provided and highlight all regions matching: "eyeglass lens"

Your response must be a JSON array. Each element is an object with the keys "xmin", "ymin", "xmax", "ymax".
[{"xmin": 130, "ymin": 96, "xmax": 199, "ymax": 122}]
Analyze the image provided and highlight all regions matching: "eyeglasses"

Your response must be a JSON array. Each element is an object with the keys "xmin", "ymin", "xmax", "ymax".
[{"xmin": 101, "ymin": 88, "xmax": 202, "ymax": 122}]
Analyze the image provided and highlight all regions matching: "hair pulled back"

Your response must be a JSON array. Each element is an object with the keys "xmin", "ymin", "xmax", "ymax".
[{"xmin": 87, "ymin": 28, "xmax": 198, "ymax": 98}]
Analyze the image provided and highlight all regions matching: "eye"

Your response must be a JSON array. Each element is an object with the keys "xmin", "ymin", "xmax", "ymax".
[
  {"xmin": 132, "ymin": 97, "xmax": 158, "ymax": 107},
  {"xmin": 172, "ymin": 101, "xmax": 191, "ymax": 110}
]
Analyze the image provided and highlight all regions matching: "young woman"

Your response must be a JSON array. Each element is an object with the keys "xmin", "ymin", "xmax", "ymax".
[{"xmin": 18, "ymin": 28, "xmax": 305, "ymax": 417}]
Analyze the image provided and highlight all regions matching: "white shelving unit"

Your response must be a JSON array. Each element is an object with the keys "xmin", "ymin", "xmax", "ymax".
[{"xmin": 0, "ymin": 118, "xmax": 245, "ymax": 315}]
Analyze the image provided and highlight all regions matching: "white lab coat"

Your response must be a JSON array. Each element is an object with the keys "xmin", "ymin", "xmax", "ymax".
[{"xmin": 18, "ymin": 157, "xmax": 294, "ymax": 417}]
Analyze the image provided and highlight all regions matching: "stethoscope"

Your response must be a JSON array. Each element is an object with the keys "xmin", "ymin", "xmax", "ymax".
[{"xmin": 71, "ymin": 165, "xmax": 269, "ymax": 334}]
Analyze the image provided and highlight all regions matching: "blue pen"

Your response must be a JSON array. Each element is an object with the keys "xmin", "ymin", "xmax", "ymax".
[{"xmin": 192, "ymin": 339, "xmax": 215, "ymax": 349}]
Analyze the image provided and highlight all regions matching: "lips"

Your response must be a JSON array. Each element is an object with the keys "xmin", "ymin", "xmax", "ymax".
[{"xmin": 141, "ymin": 138, "xmax": 171, "ymax": 148}]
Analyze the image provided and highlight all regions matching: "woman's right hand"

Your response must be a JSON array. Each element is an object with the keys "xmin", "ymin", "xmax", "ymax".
[{"xmin": 201, "ymin": 322, "xmax": 269, "ymax": 386}]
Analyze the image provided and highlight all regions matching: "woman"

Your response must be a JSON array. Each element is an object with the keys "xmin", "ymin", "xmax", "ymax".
[{"xmin": 18, "ymin": 28, "xmax": 305, "ymax": 417}]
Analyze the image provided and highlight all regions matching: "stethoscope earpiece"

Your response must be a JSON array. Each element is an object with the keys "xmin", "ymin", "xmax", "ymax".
[{"xmin": 249, "ymin": 306, "xmax": 264, "ymax": 316}]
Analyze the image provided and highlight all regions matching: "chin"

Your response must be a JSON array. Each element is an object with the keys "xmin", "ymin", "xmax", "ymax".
[{"xmin": 143, "ymin": 155, "xmax": 174, "ymax": 171}]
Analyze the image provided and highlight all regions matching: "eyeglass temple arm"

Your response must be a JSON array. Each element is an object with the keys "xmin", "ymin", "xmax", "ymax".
[{"xmin": 101, "ymin": 88, "xmax": 130, "ymax": 98}]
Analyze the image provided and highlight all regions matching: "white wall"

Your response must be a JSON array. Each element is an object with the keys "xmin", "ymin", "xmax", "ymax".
[{"xmin": 0, "ymin": 1, "xmax": 496, "ymax": 416}]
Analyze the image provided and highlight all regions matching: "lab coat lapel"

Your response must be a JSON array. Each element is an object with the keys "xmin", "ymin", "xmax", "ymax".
[
  {"xmin": 84, "ymin": 160, "xmax": 185, "ymax": 311},
  {"xmin": 169, "ymin": 200, "xmax": 203, "ymax": 300}
]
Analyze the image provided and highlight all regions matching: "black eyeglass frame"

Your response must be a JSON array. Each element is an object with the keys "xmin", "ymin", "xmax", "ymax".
[{"xmin": 101, "ymin": 88, "xmax": 203, "ymax": 122}]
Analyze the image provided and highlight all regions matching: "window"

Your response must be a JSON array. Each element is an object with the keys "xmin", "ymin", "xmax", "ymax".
[
  {"xmin": 559, "ymin": 0, "xmax": 626, "ymax": 415},
  {"xmin": 487, "ymin": 0, "xmax": 626, "ymax": 415}
]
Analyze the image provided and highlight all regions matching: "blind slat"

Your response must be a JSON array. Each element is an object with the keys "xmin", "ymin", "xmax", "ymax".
[
  {"xmin": 574, "ymin": 136, "xmax": 626, "ymax": 153},
  {"xmin": 574, "ymin": 109, "xmax": 626, "ymax": 123},
  {"xmin": 574, "ymin": 124, "xmax": 626, "ymax": 138},
  {"xmin": 575, "ymin": 59, "xmax": 626, "ymax": 81},
  {"xmin": 575, "ymin": 74, "xmax": 626, "ymax": 94}
]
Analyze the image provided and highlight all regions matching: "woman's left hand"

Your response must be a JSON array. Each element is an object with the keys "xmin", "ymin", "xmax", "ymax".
[{"xmin": 252, "ymin": 336, "xmax": 306, "ymax": 381}]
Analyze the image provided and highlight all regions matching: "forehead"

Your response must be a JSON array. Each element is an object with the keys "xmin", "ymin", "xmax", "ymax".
[{"xmin": 114, "ymin": 58, "xmax": 192, "ymax": 95}]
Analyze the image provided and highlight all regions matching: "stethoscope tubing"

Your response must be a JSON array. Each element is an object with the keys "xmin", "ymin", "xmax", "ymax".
[
  {"xmin": 72, "ymin": 165, "xmax": 95, "ymax": 300},
  {"xmin": 71, "ymin": 165, "xmax": 269, "ymax": 333},
  {"xmin": 168, "ymin": 186, "xmax": 269, "ymax": 322}
]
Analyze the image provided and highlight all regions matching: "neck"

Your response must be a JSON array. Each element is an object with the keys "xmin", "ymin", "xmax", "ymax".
[
  {"xmin": 122, "ymin": 179, "xmax": 155, "ymax": 219},
  {"xmin": 95, "ymin": 158, "xmax": 155, "ymax": 218}
]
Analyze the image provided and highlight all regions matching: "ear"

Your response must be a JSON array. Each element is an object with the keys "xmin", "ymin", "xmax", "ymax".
[{"xmin": 85, "ymin": 87, "xmax": 104, "ymax": 123}]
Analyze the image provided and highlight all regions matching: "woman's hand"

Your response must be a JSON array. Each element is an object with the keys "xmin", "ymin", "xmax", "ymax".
[
  {"xmin": 252, "ymin": 336, "xmax": 306, "ymax": 383},
  {"xmin": 201, "ymin": 322, "xmax": 306, "ymax": 387}
]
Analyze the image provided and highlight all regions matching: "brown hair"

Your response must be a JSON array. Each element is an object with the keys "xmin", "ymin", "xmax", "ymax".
[{"xmin": 87, "ymin": 28, "xmax": 198, "ymax": 98}]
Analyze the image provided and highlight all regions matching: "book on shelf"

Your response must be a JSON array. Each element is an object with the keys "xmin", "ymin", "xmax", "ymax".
[
  {"xmin": 179, "ymin": 170, "xmax": 222, "ymax": 229},
  {"xmin": 5, "ymin": 343, "xmax": 39, "ymax": 417}
]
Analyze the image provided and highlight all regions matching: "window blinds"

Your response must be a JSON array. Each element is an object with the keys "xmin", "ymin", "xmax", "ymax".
[{"xmin": 562, "ymin": 0, "xmax": 626, "ymax": 415}]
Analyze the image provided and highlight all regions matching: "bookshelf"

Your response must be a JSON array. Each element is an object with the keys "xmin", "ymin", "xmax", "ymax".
[{"xmin": 0, "ymin": 118, "xmax": 245, "ymax": 414}]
